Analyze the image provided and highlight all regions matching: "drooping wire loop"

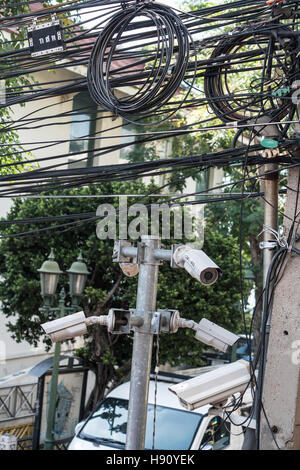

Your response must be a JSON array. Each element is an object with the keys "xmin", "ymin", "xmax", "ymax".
[{"xmin": 87, "ymin": 2, "xmax": 194, "ymax": 125}]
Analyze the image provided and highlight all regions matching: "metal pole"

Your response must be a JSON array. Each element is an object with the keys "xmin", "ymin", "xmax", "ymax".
[
  {"xmin": 263, "ymin": 166, "xmax": 278, "ymax": 286},
  {"xmin": 44, "ymin": 290, "xmax": 65, "ymax": 450},
  {"xmin": 44, "ymin": 341, "xmax": 61, "ymax": 450},
  {"xmin": 125, "ymin": 235, "xmax": 160, "ymax": 450}
]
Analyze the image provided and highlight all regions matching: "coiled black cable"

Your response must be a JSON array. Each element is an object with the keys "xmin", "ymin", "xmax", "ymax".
[
  {"xmin": 204, "ymin": 26, "xmax": 298, "ymax": 123},
  {"xmin": 87, "ymin": 1, "xmax": 194, "ymax": 125}
]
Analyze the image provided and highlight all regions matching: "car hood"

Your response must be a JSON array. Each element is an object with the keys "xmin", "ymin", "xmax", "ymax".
[{"xmin": 68, "ymin": 436, "xmax": 122, "ymax": 451}]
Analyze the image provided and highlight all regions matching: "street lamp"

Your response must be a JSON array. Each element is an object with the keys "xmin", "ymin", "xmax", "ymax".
[
  {"xmin": 38, "ymin": 249, "xmax": 89, "ymax": 451},
  {"xmin": 67, "ymin": 251, "xmax": 90, "ymax": 306},
  {"xmin": 38, "ymin": 248, "xmax": 63, "ymax": 301}
]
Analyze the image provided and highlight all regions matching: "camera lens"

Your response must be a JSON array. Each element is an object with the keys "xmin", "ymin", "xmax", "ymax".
[{"xmin": 204, "ymin": 271, "xmax": 213, "ymax": 282}]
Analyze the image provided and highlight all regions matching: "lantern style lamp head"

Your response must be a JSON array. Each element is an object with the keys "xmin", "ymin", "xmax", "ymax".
[
  {"xmin": 67, "ymin": 251, "xmax": 89, "ymax": 302},
  {"xmin": 38, "ymin": 248, "xmax": 63, "ymax": 299}
]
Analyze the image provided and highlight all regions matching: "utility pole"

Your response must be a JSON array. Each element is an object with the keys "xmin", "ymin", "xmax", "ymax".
[
  {"xmin": 260, "ymin": 166, "xmax": 300, "ymax": 449},
  {"xmin": 110, "ymin": 236, "xmax": 233, "ymax": 450},
  {"xmin": 124, "ymin": 235, "xmax": 160, "ymax": 450},
  {"xmin": 241, "ymin": 121, "xmax": 279, "ymax": 451},
  {"xmin": 262, "ymin": 161, "xmax": 278, "ymax": 285}
]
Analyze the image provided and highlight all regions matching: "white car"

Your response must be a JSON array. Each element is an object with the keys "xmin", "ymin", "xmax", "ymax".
[{"xmin": 68, "ymin": 375, "xmax": 245, "ymax": 450}]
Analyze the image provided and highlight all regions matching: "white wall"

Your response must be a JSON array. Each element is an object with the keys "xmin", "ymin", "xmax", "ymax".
[{"xmin": 0, "ymin": 66, "xmax": 90, "ymax": 379}]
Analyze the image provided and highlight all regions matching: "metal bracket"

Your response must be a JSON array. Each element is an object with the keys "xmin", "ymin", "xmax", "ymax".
[
  {"xmin": 113, "ymin": 240, "xmax": 134, "ymax": 263},
  {"xmin": 107, "ymin": 308, "xmax": 132, "ymax": 335},
  {"xmin": 170, "ymin": 244, "xmax": 183, "ymax": 269},
  {"xmin": 137, "ymin": 241, "xmax": 162, "ymax": 266},
  {"xmin": 155, "ymin": 309, "xmax": 180, "ymax": 333},
  {"xmin": 150, "ymin": 311, "xmax": 162, "ymax": 334},
  {"xmin": 113, "ymin": 241, "xmax": 139, "ymax": 276},
  {"xmin": 128, "ymin": 309, "xmax": 178, "ymax": 335},
  {"xmin": 259, "ymin": 241, "xmax": 278, "ymax": 250},
  {"xmin": 148, "ymin": 309, "xmax": 180, "ymax": 334}
]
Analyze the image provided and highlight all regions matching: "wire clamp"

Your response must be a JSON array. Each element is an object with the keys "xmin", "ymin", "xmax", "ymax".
[
  {"xmin": 259, "ymin": 225, "xmax": 288, "ymax": 250},
  {"xmin": 259, "ymin": 241, "xmax": 278, "ymax": 250}
]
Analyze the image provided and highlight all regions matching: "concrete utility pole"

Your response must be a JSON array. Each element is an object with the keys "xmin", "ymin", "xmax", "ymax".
[
  {"xmin": 260, "ymin": 166, "xmax": 300, "ymax": 449},
  {"xmin": 242, "ymin": 159, "xmax": 279, "ymax": 451},
  {"xmin": 262, "ymin": 161, "xmax": 278, "ymax": 285},
  {"xmin": 241, "ymin": 121, "xmax": 280, "ymax": 451}
]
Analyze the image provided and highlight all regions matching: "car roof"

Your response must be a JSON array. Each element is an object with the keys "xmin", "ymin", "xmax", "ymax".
[{"xmin": 106, "ymin": 379, "xmax": 211, "ymax": 415}]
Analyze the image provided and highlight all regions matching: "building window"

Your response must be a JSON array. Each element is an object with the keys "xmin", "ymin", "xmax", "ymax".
[
  {"xmin": 68, "ymin": 92, "xmax": 97, "ymax": 168},
  {"xmin": 120, "ymin": 121, "xmax": 138, "ymax": 161},
  {"xmin": 195, "ymin": 169, "xmax": 210, "ymax": 198}
]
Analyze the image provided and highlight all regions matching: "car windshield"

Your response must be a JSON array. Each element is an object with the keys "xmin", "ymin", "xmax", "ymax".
[{"xmin": 79, "ymin": 397, "xmax": 203, "ymax": 450}]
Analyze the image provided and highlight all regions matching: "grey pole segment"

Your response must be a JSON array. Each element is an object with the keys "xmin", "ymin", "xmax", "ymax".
[
  {"xmin": 125, "ymin": 235, "xmax": 160, "ymax": 450},
  {"xmin": 255, "ymin": 163, "xmax": 278, "ymax": 447},
  {"xmin": 121, "ymin": 246, "xmax": 138, "ymax": 259},
  {"xmin": 263, "ymin": 167, "xmax": 278, "ymax": 286},
  {"xmin": 260, "ymin": 110, "xmax": 300, "ymax": 449},
  {"xmin": 242, "ymin": 162, "xmax": 278, "ymax": 450},
  {"xmin": 44, "ymin": 290, "xmax": 65, "ymax": 451},
  {"xmin": 260, "ymin": 167, "xmax": 300, "ymax": 449}
]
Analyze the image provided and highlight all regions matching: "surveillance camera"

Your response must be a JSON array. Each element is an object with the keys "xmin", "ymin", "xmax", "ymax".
[
  {"xmin": 168, "ymin": 360, "xmax": 251, "ymax": 411},
  {"xmin": 41, "ymin": 311, "xmax": 87, "ymax": 343},
  {"xmin": 195, "ymin": 318, "xmax": 239, "ymax": 353},
  {"xmin": 170, "ymin": 313, "xmax": 239, "ymax": 353},
  {"xmin": 173, "ymin": 246, "xmax": 221, "ymax": 285}
]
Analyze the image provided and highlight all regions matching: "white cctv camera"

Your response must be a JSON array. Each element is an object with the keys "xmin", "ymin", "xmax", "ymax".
[
  {"xmin": 195, "ymin": 318, "xmax": 239, "ymax": 353},
  {"xmin": 171, "ymin": 313, "xmax": 239, "ymax": 353},
  {"xmin": 41, "ymin": 311, "xmax": 114, "ymax": 343},
  {"xmin": 173, "ymin": 246, "xmax": 221, "ymax": 285},
  {"xmin": 168, "ymin": 360, "xmax": 251, "ymax": 411},
  {"xmin": 41, "ymin": 311, "xmax": 88, "ymax": 343}
]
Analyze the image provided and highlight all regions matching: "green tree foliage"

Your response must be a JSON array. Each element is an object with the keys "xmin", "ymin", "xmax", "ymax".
[{"xmin": 0, "ymin": 181, "xmax": 245, "ymax": 411}]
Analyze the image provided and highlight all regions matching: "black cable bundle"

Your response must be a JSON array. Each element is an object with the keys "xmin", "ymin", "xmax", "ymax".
[
  {"xmin": 87, "ymin": 1, "xmax": 193, "ymax": 124},
  {"xmin": 204, "ymin": 26, "xmax": 298, "ymax": 123}
]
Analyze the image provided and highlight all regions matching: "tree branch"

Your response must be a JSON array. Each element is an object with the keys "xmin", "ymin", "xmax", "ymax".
[{"xmin": 94, "ymin": 272, "xmax": 123, "ymax": 316}]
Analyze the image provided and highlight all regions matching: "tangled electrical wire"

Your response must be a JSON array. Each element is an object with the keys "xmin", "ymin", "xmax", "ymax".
[
  {"xmin": 2, "ymin": 0, "xmax": 300, "ymax": 451},
  {"xmin": 87, "ymin": 2, "xmax": 195, "ymax": 124}
]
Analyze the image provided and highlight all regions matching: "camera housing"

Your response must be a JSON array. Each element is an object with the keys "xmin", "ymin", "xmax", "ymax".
[
  {"xmin": 41, "ymin": 311, "xmax": 87, "ymax": 343},
  {"xmin": 195, "ymin": 318, "xmax": 239, "ymax": 353},
  {"xmin": 170, "ymin": 313, "xmax": 239, "ymax": 353},
  {"xmin": 168, "ymin": 359, "xmax": 251, "ymax": 411},
  {"xmin": 173, "ymin": 246, "xmax": 221, "ymax": 285}
]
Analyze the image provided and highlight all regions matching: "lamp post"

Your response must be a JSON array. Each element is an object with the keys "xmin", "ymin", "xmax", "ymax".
[{"xmin": 38, "ymin": 249, "xmax": 89, "ymax": 450}]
